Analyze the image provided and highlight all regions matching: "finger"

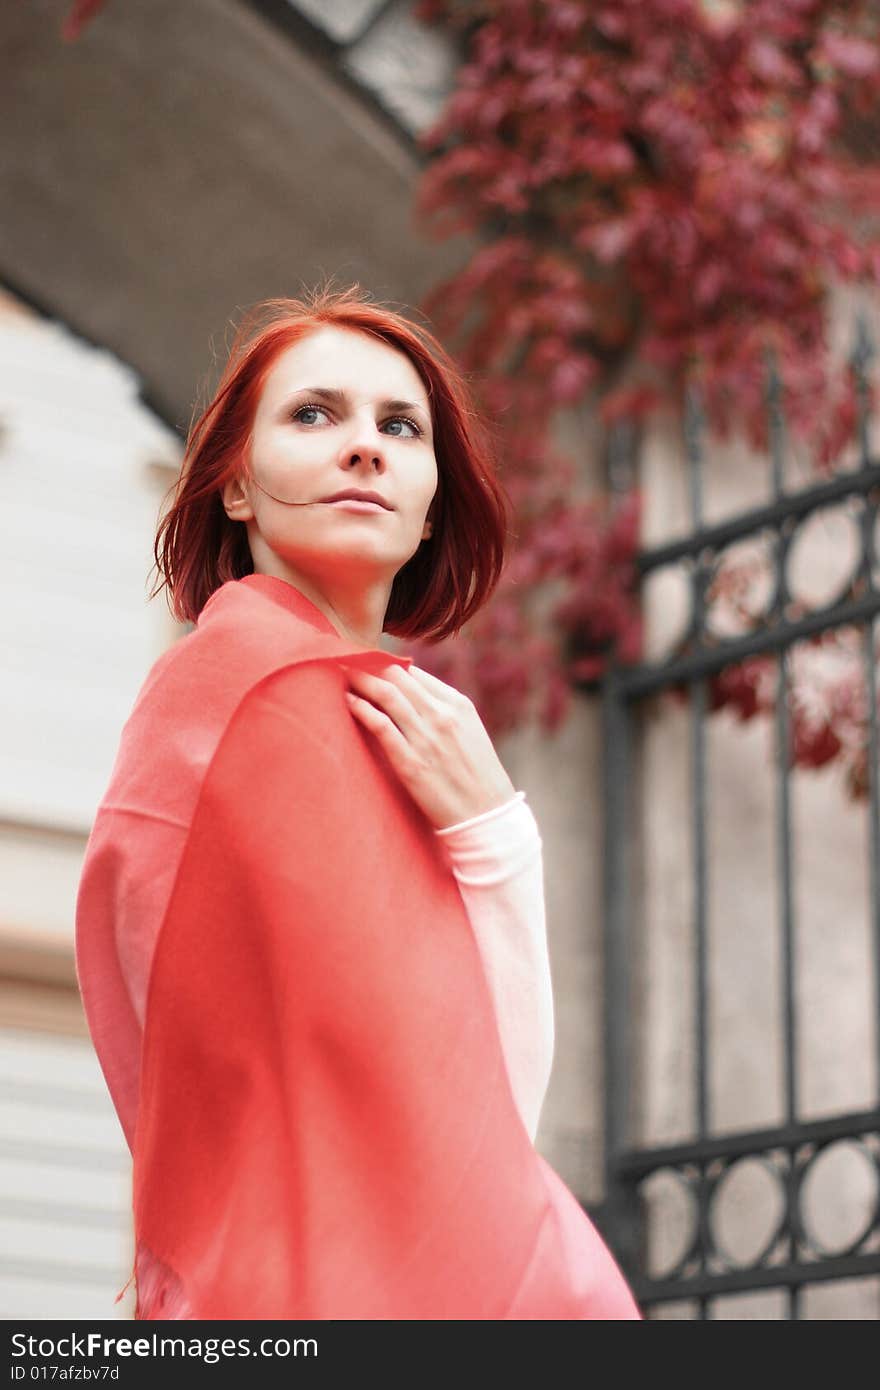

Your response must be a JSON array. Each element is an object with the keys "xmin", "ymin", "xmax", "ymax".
[
  {"xmin": 344, "ymin": 690, "xmax": 419, "ymax": 774},
  {"xmin": 403, "ymin": 663, "xmax": 467, "ymax": 705},
  {"xmin": 347, "ymin": 662, "xmax": 445, "ymax": 713},
  {"xmin": 342, "ymin": 666, "xmax": 426, "ymax": 737}
]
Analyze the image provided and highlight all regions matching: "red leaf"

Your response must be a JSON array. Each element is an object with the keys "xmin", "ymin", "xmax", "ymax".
[
  {"xmin": 62, "ymin": 0, "xmax": 107, "ymax": 40},
  {"xmin": 819, "ymin": 33, "xmax": 880, "ymax": 80},
  {"xmin": 579, "ymin": 218, "xmax": 640, "ymax": 264}
]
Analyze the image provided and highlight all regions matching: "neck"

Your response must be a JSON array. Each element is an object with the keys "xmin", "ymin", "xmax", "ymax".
[{"xmin": 251, "ymin": 557, "xmax": 390, "ymax": 648}]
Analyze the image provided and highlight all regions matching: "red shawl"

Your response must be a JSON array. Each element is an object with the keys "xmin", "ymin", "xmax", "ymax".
[{"xmin": 75, "ymin": 573, "xmax": 640, "ymax": 1319}]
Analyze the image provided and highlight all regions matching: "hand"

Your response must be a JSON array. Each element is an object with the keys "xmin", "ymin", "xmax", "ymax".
[{"xmin": 340, "ymin": 662, "xmax": 517, "ymax": 832}]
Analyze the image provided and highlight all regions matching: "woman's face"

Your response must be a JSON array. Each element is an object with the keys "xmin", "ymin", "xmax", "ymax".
[{"xmin": 223, "ymin": 325, "xmax": 438, "ymax": 595}]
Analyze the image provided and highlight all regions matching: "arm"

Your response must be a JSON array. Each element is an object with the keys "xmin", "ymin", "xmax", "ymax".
[{"xmin": 435, "ymin": 792, "xmax": 555, "ymax": 1144}]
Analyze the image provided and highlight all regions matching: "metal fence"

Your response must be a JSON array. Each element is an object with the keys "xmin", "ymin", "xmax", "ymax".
[{"xmin": 596, "ymin": 319, "xmax": 880, "ymax": 1317}]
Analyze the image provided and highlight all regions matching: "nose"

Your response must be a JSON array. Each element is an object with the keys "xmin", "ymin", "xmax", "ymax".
[{"xmin": 339, "ymin": 412, "xmax": 387, "ymax": 472}]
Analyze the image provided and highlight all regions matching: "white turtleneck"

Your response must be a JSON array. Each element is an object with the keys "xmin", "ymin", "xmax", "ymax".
[{"xmin": 434, "ymin": 790, "xmax": 554, "ymax": 1144}]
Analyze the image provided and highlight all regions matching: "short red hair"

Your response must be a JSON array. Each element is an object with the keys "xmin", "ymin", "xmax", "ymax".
[{"xmin": 150, "ymin": 283, "xmax": 514, "ymax": 642}]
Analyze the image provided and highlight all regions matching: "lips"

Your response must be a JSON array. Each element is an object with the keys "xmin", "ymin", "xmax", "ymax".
[{"xmin": 320, "ymin": 490, "xmax": 393, "ymax": 510}]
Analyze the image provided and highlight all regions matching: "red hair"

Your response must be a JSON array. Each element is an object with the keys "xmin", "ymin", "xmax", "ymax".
[{"xmin": 150, "ymin": 283, "xmax": 514, "ymax": 642}]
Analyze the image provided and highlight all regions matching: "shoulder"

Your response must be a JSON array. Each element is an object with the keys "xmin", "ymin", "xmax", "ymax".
[
  {"xmin": 218, "ymin": 660, "xmax": 350, "ymax": 763},
  {"xmin": 131, "ymin": 580, "xmax": 326, "ymax": 719},
  {"xmin": 125, "ymin": 577, "xmax": 410, "ymax": 791},
  {"xmin": 193, "ymin": 662, "xmax": 367, "ymax": 846}
]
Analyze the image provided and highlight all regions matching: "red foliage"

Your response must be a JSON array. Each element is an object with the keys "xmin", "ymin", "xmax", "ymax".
[
  {"xmin": 410, "ymin": 0, "xmax": 880, "ymax": 784},
  {"xmin": 61, "ymin": 0, "xmax": 107, "ymax": 40},
  {"xmin": 414, "ymin": 0, "xmax": 880, "ymax": 451}
]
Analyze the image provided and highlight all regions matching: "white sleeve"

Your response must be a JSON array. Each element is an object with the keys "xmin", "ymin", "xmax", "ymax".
[{"xmin": 435, "ymin": 792, "xmax": 554, "ymax": 1144}]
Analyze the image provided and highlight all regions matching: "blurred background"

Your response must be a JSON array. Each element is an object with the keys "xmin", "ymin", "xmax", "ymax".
[{"xmin": 1, "ymin": 0, "xmax": 878, "ymax": 1320}]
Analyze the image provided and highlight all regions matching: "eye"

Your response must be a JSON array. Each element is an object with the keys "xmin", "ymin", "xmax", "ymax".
[
  {"xmin": 291, "ymin": 402, "xmax": 423, "ymax": 438},
  {"xmin": 292, "ymin": 403, "xmax": 331, "ymax": 426},
  {"xmin": 384, "ymin": 416, "xmax": 422, "ymax": 439}
]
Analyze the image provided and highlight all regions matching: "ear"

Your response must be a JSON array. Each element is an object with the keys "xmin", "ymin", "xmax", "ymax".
[{"xmin": 221, "ymin": 472, "xmax": 255, "ymax": 523}]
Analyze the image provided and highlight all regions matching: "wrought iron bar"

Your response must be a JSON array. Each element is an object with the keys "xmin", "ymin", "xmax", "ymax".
[
  {"xmin": 632, "ymin": 1250, "xmax": 880, "ymax": 1306},
  {"xmin": 613, "ymin": 591, "xmax": 880, "ymax": 699},
  {"xmin": 601, "ymin": 669, "xmax": 642, "ymax": 1282},
  {"xmin": 615, "ymin": 1105, "xmax": 880, "ymax": 1174},
  {"xmin": 637, "ymin": 461, "xmax": 880, "ymax": 576},
  {"xmin": 773, "ymin": 643, "xmax": 800, "ymax": 1316},
  {"xmin": 765, "ymin": 348, "xmax": 787, "ymax": 500}
]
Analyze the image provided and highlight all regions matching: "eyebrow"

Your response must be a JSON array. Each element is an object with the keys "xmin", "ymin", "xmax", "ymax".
[{"xmin": 285, "ymin": 385, "xmax": 432, "ymax": 424}]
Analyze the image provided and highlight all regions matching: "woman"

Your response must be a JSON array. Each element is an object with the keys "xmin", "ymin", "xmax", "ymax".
[{"xmin": 74, "ymin": 284, "xmax": 641, "ymax": 1320}]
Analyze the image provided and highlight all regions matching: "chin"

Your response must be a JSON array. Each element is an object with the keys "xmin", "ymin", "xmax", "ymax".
[{"xmin": 277, "ymin": 544, "xmax": 402, "ymax": 577}]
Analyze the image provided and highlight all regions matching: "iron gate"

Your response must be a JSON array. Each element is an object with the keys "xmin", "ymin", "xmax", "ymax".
[{"xmin": 596, "ymin": 319, "xmax": 880, "ymax": 1318}]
